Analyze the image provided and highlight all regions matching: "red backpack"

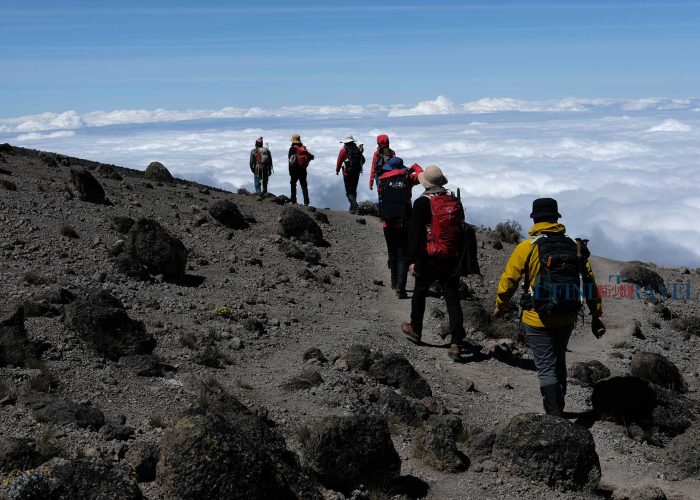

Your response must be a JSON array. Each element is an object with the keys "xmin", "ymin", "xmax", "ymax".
[
  {"xmin": 295, "ymin": 145, "xmax": 311, "ymax": 168},
  {"xmin": 425, "ymin": 192, "xmax": 464, "ymax": 258}
]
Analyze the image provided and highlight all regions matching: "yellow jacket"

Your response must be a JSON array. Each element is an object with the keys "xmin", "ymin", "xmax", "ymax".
[{"xmin": 495, "ymin": 222, "xmax": 603, "ymax": 328}]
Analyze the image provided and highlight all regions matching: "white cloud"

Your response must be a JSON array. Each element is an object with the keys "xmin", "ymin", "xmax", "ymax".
[
  {"xmin": 2, "ymin": 100, "xmax": 700, "ymax": 267},
  {"xmin": 388, "ymin": 96, "xmax": 455, "ymax": 117},
  {"xmin": 646, "ymin": 118, "xmax": 691, "ymax": 133},
  {"xmin": 15, "ymin": 130, "xmax": 76, "ymax": 141}
]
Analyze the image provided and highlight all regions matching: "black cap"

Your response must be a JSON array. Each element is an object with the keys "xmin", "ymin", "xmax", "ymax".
[{"xmin": 530, "ymin": 198, "xmax": 561, "ymax": 220}]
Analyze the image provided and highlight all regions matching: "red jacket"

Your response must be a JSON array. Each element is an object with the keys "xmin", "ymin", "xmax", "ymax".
[
  {"xmin": 377, "ymin": 163, "xmax": 423, "ymax": 228},
  {"xmin": 370, "ymin": 147, "xmax": 396, "ymax": 188}
]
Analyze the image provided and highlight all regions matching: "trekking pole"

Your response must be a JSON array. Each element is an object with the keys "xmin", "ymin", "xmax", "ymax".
[{"xmin": 575, "ymin": 238, "xmax": 586, "ymax": 315}]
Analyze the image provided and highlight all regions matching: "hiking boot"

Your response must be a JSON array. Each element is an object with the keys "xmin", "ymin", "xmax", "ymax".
[
  {"xmin": 401, "ymin": 322, "xmax": 421, "ymax": 344},
  {"xmin": 396, "ymin": 289, "xmax": 408, "ymax": 299},
  {"xmin": 448, "ymin": 344, "xmax": 463, "ymax": 362}
]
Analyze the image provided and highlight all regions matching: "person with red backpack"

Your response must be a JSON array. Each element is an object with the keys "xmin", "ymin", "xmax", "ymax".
[
  {"xmin": 378, "ymin": 157, "xmax": 423, "ymax": 298},
  {"xmin": 401, "ymin": 165, "xmax": 466, "ymax": 361},
  {"xmin": 288, "ymin": 133, "xmax": 314, "ymax": 205},
  {"xmin": 336, "ymin": 135, "xmax": 365, "ymax": 213},
  {"xmin": 369, "ymin": 134, "xmax": 395, "ymax": 195},
  {"xmin": 249, "ymin": 137, "xmax": 273, "ymax": 194}
]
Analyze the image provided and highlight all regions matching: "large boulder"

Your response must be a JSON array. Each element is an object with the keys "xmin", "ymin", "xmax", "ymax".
[
  {"xmin": 125, "ymin": 442, "xmax": 159, "ymax": 483},
  {"xmin": 125, "ymin": 218, "xmax": 187, "ymax": 283},
  {"xmin": 144, "ymin": 161, "xmax": 173, "ymax": 182},
  {"xmin": 620, "ymin": 263, "xmax": 665, "ymax": 294},
  {"xmin": 377, "ymin": 389, "xmax": 428, "ymax": 428},
  {"xmin": 208, "ymin": 200, "xmax": 249, "ymax": 229},
  {"xmin": 96, "ymin": 164, "xmax": 123, "ymax": 180},
  {"xmin": 492, "ymin": 413, "xmax": 601, "ymax": 491},
  {"xmin": 278, "ymin": 207, "xmax": 326, "ymax": 246},
  {"xmin": 666, "ymin": 420, "xmax": 700, "ymax": 480},
  {"xmin": 157, "ymin": 406, "xmax": 321, "ymax": 499},
  {"xmin": 0, "ymin": 436, "xmax": 42, "ymax": 471},
  {"xmin": 368, "ymin": 353, "xmax": 432, "ymax": 398},
  {"xmin": 413, "ymin": 415, "xmax": 468, "ymax": 472},
  {"xmin": 0, "ymin": 457, "xmax": 142, "ymax": 499},
  {"xmin": 569, "ymin": 360, "xmax": 611, "ymax": 387},
  {"xmin": 69, "ymin": 166, "xmax": 105, "ymax": 204},
  {"xmin": 0, "ymin": 307, "xmax": 34, "ymax": 367},
  {"xmin": 592, "ymin": 376, "xmax": 699, "ymax": 438},
  {"xmin": 300, "ymin": 414, "xmax": 400, "ymax": 492},
  {"xmin": 630, "ymin": 352, "xmax": 687, "ymax": 392},
  {"xmin": 64, "ymin": 289, "xmax": 155, "ymax": 360},
  {"xmin": 32, "ymin": 400, "xmax": 105, "ymax": 430}
]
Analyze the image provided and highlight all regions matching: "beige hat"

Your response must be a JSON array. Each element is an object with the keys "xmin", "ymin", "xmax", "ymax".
[
  {"xmin": 290, "ymin": 133, "xmax": 301, "ymax": 143},
  {"xmin": 418, "ymin": 165, "xmax": 448, "ymax": 188}
]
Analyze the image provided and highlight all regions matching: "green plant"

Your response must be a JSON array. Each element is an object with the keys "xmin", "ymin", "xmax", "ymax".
[
  {"xmin": 212, "ymin": 306, "xmax": 233, "ymax": 318},
  {"xmin": 236, "ymin": 379, "xmax": 253, "ymax": 391},
  {"xmin": 494, "ymin": 219, "xmax": 523, "ymax": 244}
]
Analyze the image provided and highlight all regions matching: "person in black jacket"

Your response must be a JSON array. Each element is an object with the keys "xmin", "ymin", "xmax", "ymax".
[
  {"xmin": 401, "ymin": 165, "xmax": 465, "ymax": 361},
  {"xmin": 336, "ymin": 135, "xmax": 365, "ymax": 213},
  {"xmin": 288, "ymin": 133, "xmax": 314, "ymax": 205}
]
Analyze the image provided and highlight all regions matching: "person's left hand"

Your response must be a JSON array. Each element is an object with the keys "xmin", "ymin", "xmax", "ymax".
[
  {"xmin": 491, "ymin": 307, "xmax": 505, "ymax": 319},
  {"xmin": 408, "ymin": 264, "xmax": 417, "ymax": 277}
]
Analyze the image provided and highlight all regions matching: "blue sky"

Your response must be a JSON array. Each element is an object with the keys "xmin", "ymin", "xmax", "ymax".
[{"xmin": 2, "ymin": 0, "xmax": 700, "ymax": 117}]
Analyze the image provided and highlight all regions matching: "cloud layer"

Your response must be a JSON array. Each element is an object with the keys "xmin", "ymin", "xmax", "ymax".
[{"xmin": 2, "ymin": 97, "xmax": 699, "ymax": 267}]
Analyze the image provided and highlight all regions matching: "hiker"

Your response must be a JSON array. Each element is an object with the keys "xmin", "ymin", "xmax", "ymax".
[
  {"xmin": 378, "ymin": 157, "xmax": 423, "ymax": 298},
  {"xmin": 401, "ymin": 165, "xmax": 466, "ymax": 361},
  {"xmin": 369, "ymin": 134, "xmax": 395, "ymax": 195},
  {"xmin": 336, "ymin": 135, "xmax": 365, "ymax": 213},
  {"xmin": 288, "ymin": 133, "xmax": 314, "ymax": 205},
  {"xmin": 492, "ymin": 198, "xmax": 606, "ymax": 417},
  {"xmin": 249, "ymin": 137, "xmax": 273, "ymax": 194}
]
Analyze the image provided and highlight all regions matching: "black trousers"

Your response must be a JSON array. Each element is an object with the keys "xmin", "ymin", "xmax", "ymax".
[
  {"xmin": 411, "ymin": 256, "xmax": 464, "ymax": 345},
  {"xmin": 383, "ymin": 222, "xmax": 408, "ymax": 292},
  {"xmin": 343, "ymin": 171, "xmax": 360, "ymax": 211},
  {"xmin": 289, "ymin": 166, "xmax": 309, "ymax": 205}
]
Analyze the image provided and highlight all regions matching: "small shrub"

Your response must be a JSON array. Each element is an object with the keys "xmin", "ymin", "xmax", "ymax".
[
  {"xmin": 60, "ymin": 224, "xmax": 79, "ymax": 239},
  {"xmin": 23, "ymin": 270, "xmax": 46, "ymax": 285},
  {"xmin": 212, "ymin": 306, "xmax": 233, "ymax": 318},
  {"xmin": 356, "ymin": 201, "xmax": 380, "ymax": 217},
  {"xmin": 494, "ymin": 220, "xmax": 523, "ymax": 244},
  {"xmin": 37, "ymin": 427, "xmax": 60, "ymax": 460},
  {"xmin": 28, "ymin": 365, "xmax": 59, "ymax": 393},
  {"xmin": 236, "ymin": 379, "xmax": 253, "ymax": 391},
  {"xmin": 179, "ymin": 331, "xmax": 197, "ymax": 349},
  {"xmin": 148, "ymin": 415, "xmax": 165, "ymax": 429}
]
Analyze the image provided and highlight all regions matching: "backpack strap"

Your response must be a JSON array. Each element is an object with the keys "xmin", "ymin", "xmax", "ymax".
[{"xmin": 522, "ymin": 234, "xmax": 545, "ymax": 296}]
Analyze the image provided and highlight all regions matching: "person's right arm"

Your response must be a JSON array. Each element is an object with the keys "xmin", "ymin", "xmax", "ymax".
[
  {"xmin": 336, "ymin": 147, "xmax": 346, "ymax": 174},
  {"xmin": 249, "ymin": 150, "xmax": 255, "ymax": 172},
  {"xmin": 494, "ymin": 241, "xmax": 530, "ymax": 316}
]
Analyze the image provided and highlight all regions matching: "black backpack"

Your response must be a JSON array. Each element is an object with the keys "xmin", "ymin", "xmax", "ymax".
[
  {"xmin": 378, "ymin": 173, "xmax": 409, "ymax": 221},
  {"xmin": 375, "ymin": 148, "xmax": 394, "ymax": 172},
  {"xmin": 521, "ymin": 234, "xmax": 583, "ymax": 316},
  {"xmin": 343, "ymin": 144, "xmax": 363, "ymax": 173}
]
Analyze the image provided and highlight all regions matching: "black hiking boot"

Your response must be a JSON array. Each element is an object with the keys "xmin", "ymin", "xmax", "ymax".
[
  {"xmin": 540, "ymin": 384, "xmax": 564, "ymax": 417},
  {"xmin": 396, "ymin": 289, "xmax": 408, "ymax": 299}
]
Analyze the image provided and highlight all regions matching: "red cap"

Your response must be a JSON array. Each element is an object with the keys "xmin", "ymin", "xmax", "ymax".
[{"xmin": 376, "ymin": 134, "xmax": 389, "ymax": 147}]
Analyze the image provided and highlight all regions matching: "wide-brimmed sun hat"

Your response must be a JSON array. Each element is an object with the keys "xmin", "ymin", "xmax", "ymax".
[
  {"xmin": 340, "ymin": 135, "xmax": 357, "ymax": 144},
  {"xmin": 290, "ymin": 133, "xmax": 301, "ymax": 143},
  {"xmin": 530, "ymin": 198, "xmax": 562, "ymax": 220},
  {"xmin": 418, "ymin": 165, "xmax": 448, "ymax": 188}
]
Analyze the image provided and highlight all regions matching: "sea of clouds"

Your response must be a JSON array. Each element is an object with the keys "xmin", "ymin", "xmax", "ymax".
[{"xmin": 2, "ymin": 96, "xmax": 699, "ymax": 267}]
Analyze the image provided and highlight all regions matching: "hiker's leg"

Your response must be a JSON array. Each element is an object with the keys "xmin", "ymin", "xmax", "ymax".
[
  {"xmin": 289, "ymin": 169, "xmax": 298, "ymax": 203},
  {"xmin": 262, "ymin": 170, "xmax": 269, "ymax": 194},
  {"xmin": 343, "ymin": 173, "xmax": 354, "ymax": 211},
  {"xmin": 523, "ymin": 324, "xmax": 563, "ymax": 415},
  {"xmin": 440, "ymin": 264, "xmax": 464, "ymax": 346},
  {"xmin": 254, "ymin": 173, "xmax": 261, "ymax": 193},
  {"xmin": 553, "ymin": 325, "xmax": 574, "ymax": 406},
  {"xmin": 410, "ymin": 261, "xmax": 433, "ymax": 336},
  {"xmin": 395, "ymin": 225, "xmax": 409, "ymax": 293},
  {"xmin": 383, "ymin": 225, "xmax": 397, "ymax": 288},
  {"xmin": 349, "ymin": 172, "xmax": 359, "ymax": 211},
  {"xmin": 299, "ymin": 168, "xmax": 310, "ymax": 205}
]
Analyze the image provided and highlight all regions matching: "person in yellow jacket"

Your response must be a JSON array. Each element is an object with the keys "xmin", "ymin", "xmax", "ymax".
[{"xmin": 492, "ymin": 198, "xmax": 606, "ymax": 416}]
